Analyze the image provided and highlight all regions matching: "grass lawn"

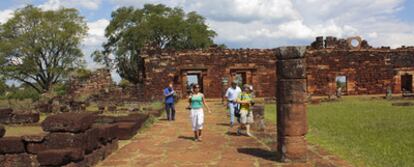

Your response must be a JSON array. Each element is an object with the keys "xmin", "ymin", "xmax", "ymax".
[
  {"xmin": 264, "ymin": 96, "xmax": 414, "ymax": 167},
  {"xmin": 4, "ymin": 125, "xmax": 45, "ymax": 137}
]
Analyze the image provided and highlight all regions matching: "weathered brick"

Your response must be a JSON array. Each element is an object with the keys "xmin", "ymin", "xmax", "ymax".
[
  {"xmin": 276, "ymin": 46, "xmax": 307, "ymax": 60},
  {"xmin": 41, "ymin": 112, "xmax": 96, "ymax": 133},
  {"xmin": 45, "ymin": 132, "xmax": 88, "ymax": 152},
  {"xmin": 37, "ymin": 148, "xmax": 84, "ymax": 166},
  {"xmin": 0, "ymin": 137, "xmax": 25, "ymax": 154},
  {"xmin": 0, "ymin": 153, "xmax": 39, "ymax": 167},
  {"xmin": 277, "ymin": 59, "xmax": 306, "ymax": 79},
  {"xmin": 278, "ymin": 136, "xmax": 308, "ymax": 162},
  {"xmin": 113, "ymin": 122, "xmax": 138, "ymax": 140},
  {"xmin": 277, "ymin": 79, "xmax": 307, "ymax": 104}
]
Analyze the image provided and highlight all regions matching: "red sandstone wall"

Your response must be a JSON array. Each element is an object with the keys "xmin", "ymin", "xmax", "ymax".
[
  {"xmin": 141, "ymin": 48, "xmax": 277, "ymax": 100},
  {"xmin": 69, "ymin": 69, "xmax": 113, "ymax": 97},
  {"xmin": 140, "ymin": 37, "xmax": 414, "ymax": 101}
]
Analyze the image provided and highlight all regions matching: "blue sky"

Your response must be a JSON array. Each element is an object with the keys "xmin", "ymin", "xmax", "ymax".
[{"xmin": 1, "ymin": 0, "xmax": 414, "ymax": 82}]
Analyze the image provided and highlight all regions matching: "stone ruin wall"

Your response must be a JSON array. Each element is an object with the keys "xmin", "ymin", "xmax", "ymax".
[
  {"xmin": 141, "ymin": 36, "xmax": 414, "ymax": 101},
  {"xmin": 69, "ymin": 69, "xmax": 113, "ymax": 97},
  {"xmin": 307, "ymin": 36, "xmax": 414, "ymax": 95},
  {"xmin": 141, "ymin": 48, "xmax": 277, "ymax": 100}
]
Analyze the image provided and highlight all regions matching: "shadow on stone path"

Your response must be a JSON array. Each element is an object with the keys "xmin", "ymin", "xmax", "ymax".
[{"xmin": 97, "ymin": 99, "xmax": 282, "ymax": 167}]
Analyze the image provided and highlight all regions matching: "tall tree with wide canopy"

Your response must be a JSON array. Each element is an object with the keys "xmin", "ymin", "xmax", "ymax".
[
  {"xmin": 0, "ymin": 5, "xmax": 87, "ymax": 93},
  {"xmin": 93, "ymin": 4, "xmax": 217, "ymax": 84}
]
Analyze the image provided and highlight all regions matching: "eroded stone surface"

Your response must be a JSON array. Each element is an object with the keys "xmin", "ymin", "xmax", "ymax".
[{"xmin": 41, "ymin": 112, "xmax": 96, "ymax": 133}]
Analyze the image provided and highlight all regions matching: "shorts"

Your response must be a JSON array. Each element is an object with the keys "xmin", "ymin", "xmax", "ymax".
[
  {"xmin": 240, "ymin": 109, "xmax": 254, "ymax": 124},
  {"xmin": 190, "ymin": 108, "xmax": 204, "ymax": 131}
]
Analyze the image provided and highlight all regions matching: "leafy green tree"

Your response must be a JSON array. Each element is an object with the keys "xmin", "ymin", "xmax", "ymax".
[
  {"xmin": 93, "ymin": 4, "xmax": 217, "ymax": 84},
  {"xmin": 0, "ymin": 5, "xmax": 88, "ymax": 93},
  {"xmin": 0, "ymin": 78, "xmax": 7, "ymax": 96}
]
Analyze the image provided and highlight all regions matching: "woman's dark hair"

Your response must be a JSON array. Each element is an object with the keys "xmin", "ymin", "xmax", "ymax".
[{"xmin": 193, "ymin": 84, "xmax": 200, "ymax": 89}]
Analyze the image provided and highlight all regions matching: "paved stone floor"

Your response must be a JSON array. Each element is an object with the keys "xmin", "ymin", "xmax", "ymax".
[{"xmin": 97, "ymin": 100, "xmax": 352, "ymax": 167}]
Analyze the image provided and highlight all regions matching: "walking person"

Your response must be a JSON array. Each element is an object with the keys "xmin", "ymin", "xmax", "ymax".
[
  {"xmin": 224, "ymin": 81, "xmax": 241, "ymax": 127},
  {"xmin": 236, "ymin": 84, "xmax": 254, "ymax": 137},
  {"xmin": 189, "ymin": 84, "xmax": 211, "ymax": 141},
  {"xmin": 163, "ymin": 82, "xmax": 176, "ymax": 121}
]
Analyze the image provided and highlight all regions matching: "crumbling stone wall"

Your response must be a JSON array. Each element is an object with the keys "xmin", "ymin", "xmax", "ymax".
[
  {"xmin": 141, "ymin": 48, "xmax": 277, "ymax": 100},
  {"xmin": 140, "ymin": 36, "xmax": 414, "ymax": 100},
  {"xmin": 307, "ymin": 36, "xmax": 414, "ymax": 95},
  {"xmin": 0, "ymin": 108, "xmax": 39, "ymax": 124},
  {"xmin": 0, "ymin": 112, "xmax": 119, "ymax": 167},
  {"xmin": 69, "ymin": 68, "xmax": 113, "ymax": 97}
]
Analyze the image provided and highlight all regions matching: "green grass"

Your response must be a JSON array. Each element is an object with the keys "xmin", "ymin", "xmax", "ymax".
[
  {"xmin": 264, "ymin": 96, "xmax": 414, "ymax": 167},
  {"xmin": 4, "ymin": 125, "xmax": 45, "ymax": 137}
]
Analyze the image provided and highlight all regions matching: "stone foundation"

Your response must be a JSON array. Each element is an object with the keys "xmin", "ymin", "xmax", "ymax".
[{"xmin": 0, "ymin": 108, "xmax": 39, "ymax": 124}]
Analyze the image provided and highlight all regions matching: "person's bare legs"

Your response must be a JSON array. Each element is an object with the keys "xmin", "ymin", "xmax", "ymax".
[
  {"xmin": 194, "ymin": 131, "xmax": 198, "ymax": 141},
  {"xmin": 246, "ymin": 124, "xmax": 252, "ymax": 136},
  {"xmin": 198, "ymin": 130, "xmax": 202, "ymax": 141},
  {"xmin": 237, "ymin": 124, "xmax": 244, "ymax": 135}
]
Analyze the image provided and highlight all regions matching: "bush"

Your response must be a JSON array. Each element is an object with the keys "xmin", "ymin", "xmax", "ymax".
[
  {"xmin": 53, "ymin": 83, "xmax": 69, "ymax": 96},
  {"xmin": 72, "ymin": 68, "xmax": 92, "ymax": 81},
  {"xmin": 5, "ymin": 87, "xmax": 40, "ymax": 101}
]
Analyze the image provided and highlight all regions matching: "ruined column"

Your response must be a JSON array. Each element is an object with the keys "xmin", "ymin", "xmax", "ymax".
[{"xmin": 276, "ymin": 46, "xmax": 308, "ymax": 162}]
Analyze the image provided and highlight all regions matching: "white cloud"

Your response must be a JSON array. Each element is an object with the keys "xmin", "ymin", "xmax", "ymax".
[
  {"xmin": 83, "ymin": 19, "xmax": 109, "ymax": 47},
  {"xmin": 0, "ymin": 9, "xmax": 14, "ymax": 23},
  {"xmin": 39, "ymin": 0, "xmax": 101, "ymax": 10}
]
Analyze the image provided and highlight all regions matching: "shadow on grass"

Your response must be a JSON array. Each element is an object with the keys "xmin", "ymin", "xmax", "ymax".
[
  {"xmin": 237, "ymin": 148, "xmax": 277, "ymax": 161},
  {"xmin": 178, "ymin": 135, "xmax": 194, "ymax": 141}
]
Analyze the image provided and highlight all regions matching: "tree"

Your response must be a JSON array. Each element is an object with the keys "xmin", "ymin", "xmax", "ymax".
[
  {"xmin": 0, "ymin": 77, "xmax": 7, "ymax": 96},
  {"xmin": 93, "ymin": 4, "xmax": 217, "ymax": 84},
  {"xmin": 0, "ymin": 5, "xmax": 87, "ymax": 93}
]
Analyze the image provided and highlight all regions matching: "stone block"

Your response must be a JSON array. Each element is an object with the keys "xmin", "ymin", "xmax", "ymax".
[
  {"xmin": 45, "ymin": 132, "xmax": 87, "ymax": 151},
  {"xmin": 0, "ymin": 137, "xmax": 25, "ymax": 154},
  {"xmin": 93, "ymin": 124, "xmax": 118, "ymax": 143},
  {"xmin": 84, "ymin": 127, "xmax": 100, "ymax": 154},
  {"xmin": 22, "ymin": 134, "xmax": 45, "ymax": 143},
  {"xmin": 26, "ymin": 143, "xmax": 48, "ymax": 154},
  {"xmin": 113, "ymin": 122, "xmax": 138, "ymax": 140},
  {"xmin": 37, "ymin": 148, "xmax": 84, "ymax": 166},
  {"xmin": 0, "ymin": 125, "xmax": 5, "ymax": 138},
  {"xmin": 277, "ymin": 59, "xmax": 306, "ymax": 79},
  {"xmin": 277, "ymin": 79, "xmax": 307, "ymax": 104},
  {"xmin": 278, "ymin": 104, "xmax": 308, "ymax": 136},
  {"xmin": 41, "ymin": 112, "xmax": 96, "ymax": 133},
  {"xmin": 11, "ymin": 112, "xmax": 40, "ymax": 124},
  {"xmin": 276, "ymin": 46, "xmax": 307, "ymax": 60},
  {"xmin": 277, "ymin": 136, "xmax": 308, "ymax": 162},
  {"xmin": 0, "ymin": 108, "xmax": 12, "ymax": 123},
  {"xmin": 115, "ymin": 113, "xmax": 149, "ymax": 123},
  {"xmin": 0, "ymin": 153, "xmax": 39, "ymax": 167},
  {"xmin": 95, "ymin": 115, "xmax": 116, "ymax": 124}
]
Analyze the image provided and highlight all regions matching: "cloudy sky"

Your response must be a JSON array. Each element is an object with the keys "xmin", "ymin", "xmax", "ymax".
[{"xmin": 1, "ymin": 0, "xmax": 414, "ymax": 80}]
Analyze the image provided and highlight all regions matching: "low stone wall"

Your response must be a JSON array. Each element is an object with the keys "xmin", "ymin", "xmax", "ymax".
[
  {"xmin": 95, "ymin": 113, "xmax": 150, "ymax": 140},
  {"xmin": 0, "ymin": 108, "xmax": 39, "ymax": 124},
  {"xmin": 0, "ymin": 112, "xmax": 118, "ymax": 167}
]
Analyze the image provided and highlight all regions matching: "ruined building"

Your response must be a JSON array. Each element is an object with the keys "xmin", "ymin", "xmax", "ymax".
[{"xmin": 132, "ymin": 36, "xmax": 414, "ymax": 100}]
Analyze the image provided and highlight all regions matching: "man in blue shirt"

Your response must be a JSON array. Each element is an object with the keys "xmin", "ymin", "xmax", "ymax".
[{"xmin": 164, "ymin": 82, "xmax": 176, "ymax": 121}]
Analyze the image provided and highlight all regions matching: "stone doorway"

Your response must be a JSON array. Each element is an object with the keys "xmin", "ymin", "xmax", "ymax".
[
  {"xmin": 335, "ymin": 75, "xmax": 347, "ymax": 95},
  {"xmin": 401, "ymin": 73, "xmax": 413, "ymax": 93},
  {"xmin": 182, "ymin": 70, "xmax": 205, "ymax": 97}
]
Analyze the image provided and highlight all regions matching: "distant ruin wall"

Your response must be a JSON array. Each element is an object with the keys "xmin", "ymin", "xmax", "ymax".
[
  {"xmin": 69, "ymin": 69, "xmax": 113, "ymax": 97},
  {"xmin": 141, "ymin": 48, "xmax": 277, "ymax": 100},
  {"xmin": 140, "ymin": 36, "xmax": 414, "ymax": 101}
]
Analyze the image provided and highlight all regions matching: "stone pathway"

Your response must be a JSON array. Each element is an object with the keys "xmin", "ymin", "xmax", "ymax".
[
  {"xmin": 98, "ymin": 99, "xmax": 282, "ymax": 167},
  {"xmin": 97, "ymin": 99, "xmax": 352, "ymax": 167}
]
